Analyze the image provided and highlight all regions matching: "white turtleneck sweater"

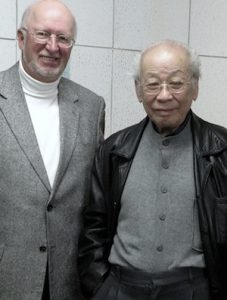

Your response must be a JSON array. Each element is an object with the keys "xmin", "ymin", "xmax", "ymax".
[{"xmin": 19, "ymin": 60, "xmax": 60, "ymax": 187}]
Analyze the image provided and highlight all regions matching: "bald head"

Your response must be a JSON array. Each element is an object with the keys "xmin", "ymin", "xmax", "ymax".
[
  {"xmin": 134, "ymin": 40, "xmax": 201, "ymax": 84},
  {"xmin": 20, "ymin": 0, "xmax": 77, "ymax": 38}
]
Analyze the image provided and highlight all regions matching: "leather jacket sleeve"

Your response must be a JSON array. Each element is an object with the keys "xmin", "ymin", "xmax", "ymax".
[
  {"xmin": 78, "ymin": 143, "xmax": 111, "ymax": 299},
  {"xmin": 77, "ymin": 118, "xmax": 154, "ymax": 298}
]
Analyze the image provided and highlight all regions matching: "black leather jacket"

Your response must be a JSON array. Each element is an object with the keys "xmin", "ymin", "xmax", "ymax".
[{"xmin": 78, "ymin": 112, "xmax": 227, "ymax": 300}]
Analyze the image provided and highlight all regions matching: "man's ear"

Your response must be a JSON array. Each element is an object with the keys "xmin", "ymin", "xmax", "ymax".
[
  {"xmin": 192, "ymin": 81, "xmax": 199, "ymax": 102},
  {"xmin": 135, "ymin": 80, "xmax": 143, "ymax": 103},
  {"xmin": 17, "ymin": 29, "xmax": 25, "ymax": 50}
]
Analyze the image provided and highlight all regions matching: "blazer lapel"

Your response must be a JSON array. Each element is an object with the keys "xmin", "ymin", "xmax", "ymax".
[
  {"xmin": 51, "ymin": 78, "xmax": 80, "ymax": 194},
  {"xmin": 0, "ymin": 64, "xmax": 51, "ymax": 191}
]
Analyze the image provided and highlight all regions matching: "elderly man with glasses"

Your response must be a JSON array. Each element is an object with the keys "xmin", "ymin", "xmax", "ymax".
[
  {"xmin": 0, "ymin": 0, "xmax": 105, "ymax": 299},
  {"xmin": 78, "ymin": 40, "xmax": 227, "ymax": 300}
]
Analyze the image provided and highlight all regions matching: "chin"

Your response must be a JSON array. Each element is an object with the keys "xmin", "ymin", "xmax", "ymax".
[{"xmin": 156, "ymin": 120, "xmax": 178, "ymax": 133}]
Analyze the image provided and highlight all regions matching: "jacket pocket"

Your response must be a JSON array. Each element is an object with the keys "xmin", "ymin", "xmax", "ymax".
[{"xmin": 215, "ymin": 197, "xmax": 227, "ymax": 244}]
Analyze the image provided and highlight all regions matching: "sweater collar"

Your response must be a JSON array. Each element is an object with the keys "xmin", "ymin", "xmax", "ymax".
[{"xmin": 19, "ymin": 60, "xmax": 60, "ymax": 99}]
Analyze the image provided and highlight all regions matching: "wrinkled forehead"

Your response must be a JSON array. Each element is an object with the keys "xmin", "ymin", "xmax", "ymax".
[
  {"xmin": 27, "ymin": 1, "xmax": 75, "ymax": 35},
  {"xmin": 144, "ymin": 67, "xmax": 188, "ymax": 76},
  {"xmin": 141, "ymin": 45, "xmax": 190, "ymax": 76}
]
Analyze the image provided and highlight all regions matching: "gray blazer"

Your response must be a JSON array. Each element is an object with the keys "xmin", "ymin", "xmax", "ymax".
[{"xmin": 0, "ymin": 63, "xmax": 105, "ymax": 300}]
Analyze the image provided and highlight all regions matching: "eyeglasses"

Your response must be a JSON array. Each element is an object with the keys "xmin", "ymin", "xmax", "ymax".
[
  {"xmin": 141, "ymin": 78, "xmax": 191, "ymax": 95},
  {"xmin": 21, "ymin": 28, "xmax": 75, "ymax": 48}
]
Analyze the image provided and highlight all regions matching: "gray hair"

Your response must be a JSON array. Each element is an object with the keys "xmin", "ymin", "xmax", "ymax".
[
  {"xmin": 133, "ymin": 40, "xmax": 201, "ymax": 84},
  {"xmin": 20, "ymin": 5, "xmax": 31, "ymax": 28},
  {"xmin": 19, "ymin": 0, "xmax": 77, "ymax": 39}
]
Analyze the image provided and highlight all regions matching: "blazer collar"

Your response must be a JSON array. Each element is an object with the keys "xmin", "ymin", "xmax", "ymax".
[
  {"xmin": 0, "ymin": 63, "xmax": 52, "ymax": 191},
  {"xmin": 0, "ymin": 64, "xmax": 81, "ymax": 194},
  {"xmin": 50, "ymin": 78, "xmax": 80, "ymax": 194}
]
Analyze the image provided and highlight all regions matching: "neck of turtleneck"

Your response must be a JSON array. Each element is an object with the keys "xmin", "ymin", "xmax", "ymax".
[
  {"xmin": 19, "ymin": 60, "xmax": 60, "ymax": 99},
  {"xmin": 18, "ymin": 60, "xmax": 60, "ymax": 188}
]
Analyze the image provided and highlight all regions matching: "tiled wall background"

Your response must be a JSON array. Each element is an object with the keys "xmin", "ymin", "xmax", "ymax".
[{"xmin": 1, "ymin": 0, "xmax": 227, "ymax": 137}]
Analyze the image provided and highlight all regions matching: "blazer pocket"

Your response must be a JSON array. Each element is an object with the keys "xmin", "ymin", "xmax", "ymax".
[{"xmin": 215, "ymin": 197, "xmax": 227, "ymax": 244}]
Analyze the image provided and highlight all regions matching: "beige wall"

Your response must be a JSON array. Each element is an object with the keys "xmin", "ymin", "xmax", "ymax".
[{"xmin": 1, "ymin": 0, "xmax": 227, "ymax": 137}]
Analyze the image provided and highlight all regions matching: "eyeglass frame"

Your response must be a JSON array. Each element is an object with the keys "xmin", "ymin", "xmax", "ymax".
[
  {"xmin": 139, "ymin": 76, "xmax": 193, "ymax": 95},
  {"xmin": 20, "ymin": 27, "xmax": 75, "ymax": 48}
]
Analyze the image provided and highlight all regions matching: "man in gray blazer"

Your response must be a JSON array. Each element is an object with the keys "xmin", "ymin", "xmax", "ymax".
[{"xmin": 0, "ymin": 1, "xmax": 105, "ymax": 299}]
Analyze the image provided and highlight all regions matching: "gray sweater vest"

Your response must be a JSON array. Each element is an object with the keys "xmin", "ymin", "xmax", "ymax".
[{"xmin": 109, "ymin": 119, "xmax": 205, "ymax": 272}]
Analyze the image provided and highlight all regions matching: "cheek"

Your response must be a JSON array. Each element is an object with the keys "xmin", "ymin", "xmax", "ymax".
[
  {"xmin": 176, "ymin": 97, "xmax": 194, "ymax": 118},
  {"xmin": 24, "ymin": 43, "xmax": 43, "ymax": 57},
  {"xmin": 181, "ymin": 94, "xmax": 194, "ymax": 108},
  {"xmin": 61, "ymin": 48, "xmax": 72, "ymax": 60},
  {"xmin": 141, "ymin": 96, "xmax": 156, "ymax": 114},
  {"xmin": 142, "ymin": 94, "xmax": 155, "ymax": 105}
]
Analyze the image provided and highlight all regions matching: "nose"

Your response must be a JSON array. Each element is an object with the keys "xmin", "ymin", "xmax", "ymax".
[
  {"xmin": 46, "ymin": 35, "xmax": 59, "ymax": 52},
  {"xmin": 156, "ymin": 83, "xmax": 172, "ymax": 100}
]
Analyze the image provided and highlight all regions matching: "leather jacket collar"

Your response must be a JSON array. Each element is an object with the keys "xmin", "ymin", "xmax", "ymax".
[
  {"xmin": 111, "ymin": 111, "xmax": 227, "ymax": 160},
  {"xmin": 191, "ymin": 112, "xmax": 227, "ymax": 156}
]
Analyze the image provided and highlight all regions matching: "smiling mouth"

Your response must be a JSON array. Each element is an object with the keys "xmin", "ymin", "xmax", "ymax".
[
  {"xmin": 156, "ymin": 108, "xmax": 175, "ymax": 115},
  {"xmin": 40, "ymin": 56, "xmax": 59, "ymax": 62}
]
